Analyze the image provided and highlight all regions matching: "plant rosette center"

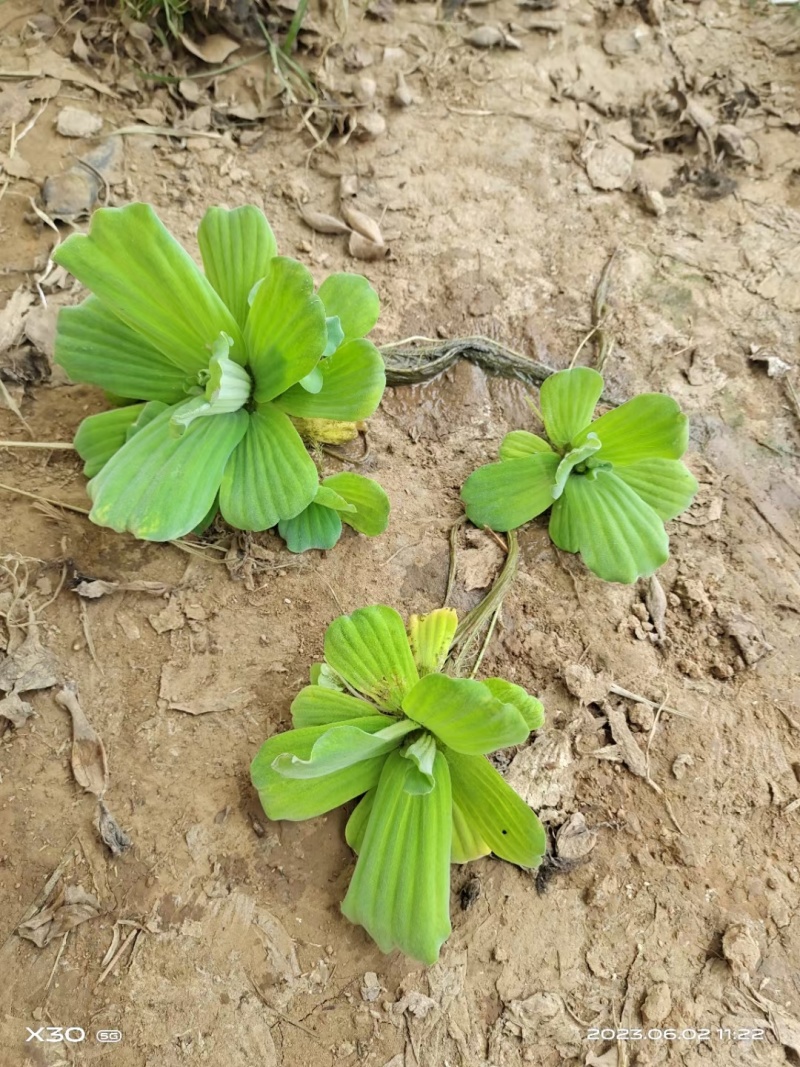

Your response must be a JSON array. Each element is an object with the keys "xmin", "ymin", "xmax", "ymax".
[
  {"xmin": 251, "ymin": 605, "xmax": 547, "ymax": 964},
  {"xmin": 461, "ymin": 366, "xmax": 698, "ymax": 583},
  {"xmin": 54, "ymin": 202, "xmax": 389, "ymax": 549}
]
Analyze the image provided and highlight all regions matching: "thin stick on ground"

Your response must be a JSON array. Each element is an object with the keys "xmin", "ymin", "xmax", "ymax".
[
  {"xmin": 451, "ymin": 528, "xmax": 519, "ymax": 675},
  {"xmin": 0, "ymin": 439, "xmax": 75, "ymax": 450},
  {"xmin": 443, "ymin": 515, "xmax": 466, "ymax": 606}
]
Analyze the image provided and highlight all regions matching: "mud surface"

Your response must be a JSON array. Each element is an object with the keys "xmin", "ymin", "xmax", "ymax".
[{"xmin": 1, "ymin": 0, "xmax": 800, "ymax": 1064}]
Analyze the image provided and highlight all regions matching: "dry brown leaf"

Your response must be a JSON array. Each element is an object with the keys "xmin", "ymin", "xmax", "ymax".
[
  {"xmin": 603, "ymin": 701, "xmax": 649, "ymax": 779},
  {"xmin": 17, "ymin": 884, "xmax": 101, "ymax": 947},
  {"xmin": 297, "ymin": 204, "xmax": 351, "ymax": 235},
  {"xmin": 180, "ymin": 32, "xmax": 241, "ymax": 64},
  {"xmin": 585, "ymin": 141, "xmax": 634, "ymax": 191},
  {"xmin": 646, "ymin": 574, "xmax": 667, "ymax": 643},
  {"xmin": 340, "ymin": 201, "xmax": 383, "ymax": 245},
  {"xmin": 56, "ymin": 684, "xmax": 108, "ymax": 797},
  {"xmin": 0, "ymin": 691, "xmax": 33, "ymax": 728},
  {"xmin": 0, "ymin": 288, "xmax": 35, "ymax": 353},
  {"xmin": 0, "ymin": 87, "xmax": 32, "ymax": 132},
  {"xmin": 73, "ymin": 578, "xmax": 172, "ymax": 599},
  {"xmin": 36, "ymin": 51, "xmax": 118, "ymax": 98},
  {"xmin": 348, "ymin": 232, "xmax": 388, "ymax": 261},
  {"xmin": 555, "ymin": 812, "xmax": 597, "ymax": 861},
  {"xmin": 96, "ymin": 800, "xmax": 132, "ymax": 856},
  {"xmin": 0, "ymin": 615, "xmax": 59, "ymax": 694}
]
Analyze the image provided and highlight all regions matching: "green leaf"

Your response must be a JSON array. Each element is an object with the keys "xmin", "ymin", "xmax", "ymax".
[
  {"xmin": 321, "ymin": 473, "xmax": 389, "ymax": 536},
  {"xmin": 461, "ymin": 454, "xmax": 560, "ymax": 531},
  {"xmin": 408, "ymin": 608, "xmax": 458, "ymax": 675},
  {"xmin": 323, "ymin": 315, "xmax": 345, "ymax": 357},
  {"xmin": 273, "ymin": 718, "xmax": 416, "ymax": 779},
  {"xmin": 575, "ymin": 394, "xmax": 690, "ymax": 465},
  {"xmin": 278, "ymin": 502, "xmax": 343, "ymax": 552},
  {"xmin": 559, "ymin": 468, "xmax": 669, "ymax": 583},
  {"xmin": 298, "ymin": 366, "xmax": 324, "ymax": 394},
  {"xmin": 552, "ymin": 433, "xmax": 603, "ymax": 500},
  {"xmin": 276, "ymin": 338, "xmax": 385, "ymax": 421},
  {"xmin": 402, "ymin": 674, "xmax": 529, "ymax": 755},
  {"xmin": 451, "ymin": 799, "xmax": 490, "ymax": 863},
  {"xmin": 401, "ymin": 732, "xmax": 438, "ymax": 795},
  {"xmin": 251, "ymin": 718, "xmax": 392, "ymax": 821},
  {"xmin": 612, "ymin": 458, "xmax": 698, "ymax": 521},
  {"xmin": 74, "ymin": 403, "xmax": 147, "ymax": 478},
  {"xmin": 481, "ymin": 678, "xmax": 544, "ymax": 731},
  {"xmin": 218, "ymin": 405, "xmax": 318, "ymax": 531},
  {"xmin": 87, "ymin": 401, "xmax": 248, "ymax": 540},
  {"xmin": 245, "ymin": 256, "xmax": 327, "ymax": 402},
  {"xmin": 126, "ymin": 401, "xmax": 169, "ymax": 441},
  {"xmin": 345, "ymin": 789, "xmax": 376, "ymax": 855},
  {"xmin": 499, "ymin": 430, "xmax": 555, "ymax": 460},
  {"xmin": 291, "ymin": 686, "xmax": 379, "ymax": 728},
  {"xmin": 309, "ymin": 662, "xmax": 346, "ymax": 690},
  {"xmin": 55, "ymin": 296, "xmax": 191, "ymax": 403},
  {"xmin": 53, "ymin": 203, "xmax": 243, "ymax": 374},
  {"xmin": 317, "ymin": 273, "xmax": 380, "ymax": 341},
  {"xmin": 324, "ymin": 605, "xmax": 419, "ymax": 711},
  {"xmin": 446, "ymin": 749, "xmax": 545, "ymax": 867},
  {"xmin": 539, "ymin": 367, "xmax": 604, "ymax": 449},
  {"xmin": 548, "ymin": 493, "xmax": 580, "ymax": 552},
  {"xmin": 314, "ymin": 484, "xmax": 356, "ymax": 513},
  {"xmin": 197, "ymin": 205, "xmax": 277, "ymax": 328},
  {"xmin": 341, "ymin": 749, "xmax": 452, "ymax": 964}
]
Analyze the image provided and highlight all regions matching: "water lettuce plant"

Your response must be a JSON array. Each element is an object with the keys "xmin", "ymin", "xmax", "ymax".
[
  {"xmin": 251, "ymin": 605, "xmax": 545, "ymax": 963},
  {"xmin": 53, "ymin": 203, "xmax": 388, "ymax": 550},
  {"xmin": 461, "ymin": 367, "xmax": 698, "ymax": 583}
]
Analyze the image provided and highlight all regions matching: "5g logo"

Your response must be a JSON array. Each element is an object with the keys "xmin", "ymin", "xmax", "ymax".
[{"xmin": 26, "ymin": 1027, "xmax": 86, "ymax": 1043}]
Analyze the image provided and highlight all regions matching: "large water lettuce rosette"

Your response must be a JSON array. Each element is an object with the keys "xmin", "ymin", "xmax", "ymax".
[
  {"xmin": 252, "ymin": 605, "xmax": 546, "ymax": 963},
  {"xmin": 461, "ymin": 367, "xmax": 698, "ymax": 583},
  {"xmin": 53, "ymin": 203, "xmax": 388, "ymax": 549}
]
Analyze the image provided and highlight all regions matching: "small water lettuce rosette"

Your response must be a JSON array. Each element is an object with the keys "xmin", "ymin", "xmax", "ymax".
[
  {"xmin": 461, "ymin": 367, "xmax": 698, "ymax": 583},
  {"xmin": 53, "ymin": 203, "xmax": 388, "ymax": 551},
  {"xmin": 251, "ymin": 605, "xmax": 546, "ymax": 964}
]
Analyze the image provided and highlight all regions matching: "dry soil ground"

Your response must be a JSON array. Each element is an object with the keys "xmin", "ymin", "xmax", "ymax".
[{"xmin": 1, "ymin": 0, "xmax": 800, "ymax": 1064}]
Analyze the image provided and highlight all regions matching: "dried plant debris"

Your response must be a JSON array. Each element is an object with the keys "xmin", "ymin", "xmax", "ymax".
[
  {"xmin": 554, "ymin": 812, "xmax": 597, "ymax": 863},
  {"xmin": 72, "ymin": 577, "xmax": 171, "ymax": 599},
  {"xmin": 96, "ymin": 800, "xmax": 132, "ymax": 857},
  {"xmin": 0, "ymin": 691, "xmax": 34, "ymax": 728},
  {"xmin": 725, "ymin": 612, "xmax": 773, "ymax": 666},
  {"xmin": 465, "ymin": 26, "xmax": 522, "ymax": 49},
  {"xmin": 17, "ymin": 884, "xmax": 101, "ymax": 948},
  {"xmin": 645, "ymin": 574, "xmax": 668, "ymax": 644},
  {"xmin": 297, "ymin": 204, "xmax": 351, "ymax": 236},
  {"xmin": 55, "ymin": 684, "xmax": 109, "ymax": 798},
  {"xmin": 0, "ymin": 558, "xmax": 59, "ymax": 698}
]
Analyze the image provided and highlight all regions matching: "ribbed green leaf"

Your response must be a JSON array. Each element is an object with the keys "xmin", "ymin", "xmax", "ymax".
[
  {"xmin": 345, "ymin": 789, "xmax": 376, "ymax": 855},
  {"xmin": 575, "ymin": 394, "xmax": 690, "ymax": 464},
  {"xmin": 278, "ymin": 502, "xmax": 343, "ymax": 552},
  {"xmin": 548, "ymin": 493, "xmax": 580, "ymax": 552},
  {"xmin": 552, "ymin": 434, "xmax": 603, "ymax": 500},
  {"xmin": 408, "ymin": 608, "xmax": 458, "ymax": 675},
  {"xmin": 499, "ymin": 430, "xmax": 555, "ymax": 460},
  {"xmin": 461, "ymin": 453, "xmax": 560, "ymax": 531},
  {"xmin": 275, "ymin": 339, "xmax": 385, "ymax": 421},
  {"xmin": 74, "ymin": 404, "xmax": 146, "ymax": 477},
  {"xmin": 320, "ymin": 472, "xmax": 389, "ymax": 536},
  {"xmin": 314, "ymin": 484, "xmax": 356, "ymax": 513},
  {"xmin": 323, "ymin": 315, "xmax": 345, "ymax": 357},
  {"xmin": 87, "ymin": 401, "xmax": 248, "ymax": 540},
  {"xmin": 560, "ymin": 468, "xmax": 669, "ymax": 583},
  {"xmin": 251, "ymin": 718, "xmax": 391, "ymax": 821},
  {"xmin": 272, "ymin": 719, "xmax": 416, "ymax": 779},
  {"xmin": 481, "ymin": 678, "xmax": 544, "ymax": 731},
  {"xmin": 317, "ymin": 273, "xmax": 380, "ymax": 341},
  {"xmin": 309, "ymin": 662, "xmax": 346, "ymax": 690},
  {"xmin": 291, "ymin": 686, "xmax": 379, "ymax": 728},
  {"xmin": 218, "ymin": 405, "xmax": 318, "ymax": 531},
  {"xmin": 539, "ymin": 367, "xmax": 604, "ymax": 449},
  {"xmin": 245, "ymin": 256, "xmax": 327, "ymax": 402},
  {"xmin": 197, "ymin": 205, "xmax": 277, "ymax": 328},
  {"xmin": 53, "ymin": 203, "xmax": 243, "ymax": 374},
  {"xmin": 451, "ymin": 799, "xmax": 490, "ymax": 863},
  {"xmin": 341, "ymin": 749, "xmax": 452, "ymax": 964},
  {"xmin": 446, "ymin": 749, "xmax": 545, "ymax": 868},
  {"xmin": 324, "ymin": 606, "xmax": 419, "ymax": 711},
  {"xmin": 613, "ymin": 458, "xmax": 698, "ymax": 521},
  {"xmin": 403, "ymin": 674, "xmax": 529, "ymax": 754},
  {"xmin": 56, "ymin": 296, "xmax": 191, "ymax": 403},
  {"xmin": 401, "ymin": 733, "xmax": 438, "ymax": 795},
  {"xmin": 125, "ymin": 401, "xmax": 169, "ymax": 440}
]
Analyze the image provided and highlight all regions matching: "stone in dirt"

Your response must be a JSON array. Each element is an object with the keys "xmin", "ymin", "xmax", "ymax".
[{"xmin": 56, "ymin": 106, "xmax": 103, "ymax": 138}]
